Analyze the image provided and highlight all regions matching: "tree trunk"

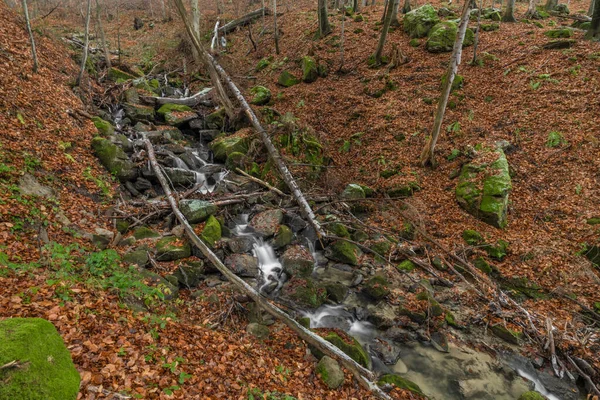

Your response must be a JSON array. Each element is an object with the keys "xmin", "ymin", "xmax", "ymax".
[
  {"xmin": 318, "ymin": 0, "xmax": 331, "ymax": 37},
  {"xmin": 273, "ymin": 0, "xmax": 280, "ymax": 54},
  {"xmin": 95, "ymin": 0, "xmax": 111, "ymax": 69},
  {"xmin": 76, "ymin": 0, "xmax": 92, "ymax": 86},
  {"xmin": 353, "ymin": 0, "xmax": 359, "ymax": 12},
  {"xmin": 525, "ymin": 0, "xmax": 537, "ymax": 18},
  {"xmin": 160, "ymin": 0, "xmax": 166, "ymax": 21},
  {"xmin": 402, "ymin": 0, "xmax": 411, "ymax": 13},
  {"xmin": 374, "ymin": 0, "xmax": 397, "ymax": 64},
  {"xmin": 191, "ymin": 0, "xmax": 200, "ymax": 60},
  {"xmin": 502, "ymin": 0, "xmax": 516, "ymax": 21},
  {"xmin": 22, "ymin": 0, "xmax": 39, "ymax": 73},
  {"xmin": 588, "ymin": 0, "xmax": 594, "ymax": 17},
  {"xmin": 391, "ymin": 0, "xmax": 400, "ymax": 24},
  {"xmin": 544, "ymin": 0, "xmax": 557, "ymax": 11},
  {"xmin": 586, "ymin": 0, "xmax": 600, "ymax": 38},
  {"xmin": 116, "ymin": 0, "xmax": 121, "ymax": 64},
  {"xmin": 339, "ymin": 0, "xmax": 347, "ymax": 70},
  {"xmin": 420, "ymin": 0, "xmax": 471, "ymax": 167},
  {"xmin": 471, "ymin": 0, "xmax": 482, "ymax": 64}
]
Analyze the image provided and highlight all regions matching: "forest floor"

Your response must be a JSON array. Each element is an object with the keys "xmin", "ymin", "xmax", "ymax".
[{"xmin": 1, "ymin": 0, "xmax": 599, "ymax": 398}]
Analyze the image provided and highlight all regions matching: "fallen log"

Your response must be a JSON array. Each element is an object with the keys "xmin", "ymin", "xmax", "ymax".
[
  {"xmin": 218, "ymin": 8, "xmax": 273, "ymax": 35},
  {"xmin": 144, "ymin": 139, "xmax": 391, "ymax": 399},
  {"xmin": 141, "ymin": 88, "xmax": 214, "ymax": 106}
]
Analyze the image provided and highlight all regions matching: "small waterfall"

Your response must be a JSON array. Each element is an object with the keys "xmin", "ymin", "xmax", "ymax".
[
  {"xmin": 253, "ymin": 239, "xmax": 284, "ymax": 293},
  {"xmin": 173, "ymin": 156, "xmax": 189, "ymax": 170},
  {"xmin": 516, "ymin": 370, "xmax": 562, "ymax": 400},
  {"xmin": 111, "ymin": 106, "xmax": 125, "ymax": 130}
]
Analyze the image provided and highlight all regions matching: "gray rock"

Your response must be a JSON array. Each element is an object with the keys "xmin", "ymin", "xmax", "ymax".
[
  {"xmin": 139, "ymin": 269, "xmax": 179, "ymax": 300},
  {"xmin": 383, "ymin": 326, "xmax": 418, "ymax": 343},
  {"xmin": 341, "ymin": 183, "xmax": 366, "ymax": 200},
  {"xmin": 91, "ymin": 137, "xmax": 138, "ymax": 182},
  {"xmin": 122, "ymin": 249, "xmax": 149, "ymax": 266},
  {"xmin": 227, "ymin": 237, "xmax": 254, "ymax": 253},
  {"xmin": 134, "ymin": 177, "xmax": 153, "ymax": 191},
  {"xmin": 281, "ymin": 245, "xmax": 315, "ymax": 277},
  {"xmin": 18, "ymin": 173, "xmax": 56, "ymax": 198},
  {"xmin": 145, "ymin": 128, "xmax": 185, "ymax": 145},
  {"xmin": 225, "ymin": 254, "xmax": 259, "ymax": 277},
  {"xmin": 370, "ymin": 338, "xmax": 401, "ymax": 365},
  {"xmin": 249, "ymin": 209, "xmax": 283, "ymax": 237},
  {"xmin": 366, "ymin": 303, "xmax": 398, "ymax": 329},
  {"xmin": 156, "ymin": 237, "xmax": 191, "ymax": 261},
  {"xmin": 316, "ymin": 356, "xmax": 345, "ymax": 389},
  {"xmin": 162, "ymin": 168, "xmax": 197, "ymax": 186},
  {"xmin": 246, "ymin": 322, "xmax": 270, "ymax": 339},
  {"xmin": 179, "ymin": 199, "xmax": 217, "ymax": 223},
  {"xmin": 172, "ymin": 261, "xmax": 205, "ymax": 288}
]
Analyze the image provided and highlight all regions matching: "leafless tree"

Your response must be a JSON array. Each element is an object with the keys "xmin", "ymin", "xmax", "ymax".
[
  {"xmin": 374, "ymin": 0, "xmax": 398, "ymax": 64},
  {"xmin": 274, "ymin": 0, "xmax": 280, "ymax": 53},
  {"xmin": 95, "ymin": 0, "xmax": 111, "ymax": 68},
  {"xmin": 587, "ymin": 0, "xmax": 600, "ymax": 38},
  {"xmin": 502, "ymin": 0, "xmax": 516, "ymax": 21},
  {"xmin": 22, "ymin": 0, "xmax": 39, "ymax": 73},
  {"xmin": 76, "ymin": 0, "xmax": 92, "ymax": 86}
]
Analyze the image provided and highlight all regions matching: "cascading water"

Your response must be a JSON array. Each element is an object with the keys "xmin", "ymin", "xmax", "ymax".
[{"xmin": 111, "ymin": 105, "xmax": 125, "ymax": 130}]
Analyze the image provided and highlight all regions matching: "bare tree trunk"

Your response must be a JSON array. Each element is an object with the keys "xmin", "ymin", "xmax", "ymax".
[
  {"xmin": 589, "ymin": 0, "xmax": 594, "ymax": 16},
  {"xmin": 525, "ymin": 0, "xmax": 537, "ymax": 18},
  {"xmin": 190, "ymin": 0, "xmax": 200, "ymax": 60},
  {"xmin": 391, "ymin": 0, "xmax": 400, "ymax": 24},
  {"xmin": 22, "ymin": 0, "xmax": 39, "ymax": 73},
  {"xmin": 261, "ymin": 0, "xmax": 266, "ymax": 32},
  {"xmin": 420, "ymin": 0, "xmax": 471, "ymax": 167},
  {"xmin": 471, "ymin": 0, "xmax": 482, "ymax": 64},
  {"xmin": 273, "ymin": 0, "xmax": 280, "ymax": 54},
  {"xmin": 374, "ymin": 0, "xmax": 397, "ymax": 64},
  {"xmin": 318, "ymin": 0, "xmax": 331, "ymax": 37},
  {"xmin": 338, "ymin": 0, "xmax": 347, "ymax": 71},
  {"xmin": 117, "ymin": 0, "xmax": 121, "ymax": 64},
  {"xmin": 95, "ymin": 0, "xmax": 111, "ymax": 69},
  {"xmin": 587, "ymin": 0, "xmax": 600, "ymax": 38},
  {"xmin": 402, "ymin": 0, "xmax": 411, "ymax": 13},
  {"xmin": 502, "ymin": 0, "xmax": 516, "ymax": 21},
  {"xmin": 76, "ymin": 0, "xmax": 92, "ymax": 86},
  {"xmin": 353, "ymin": 0, "xmax": 359, "ymax": 12},
  {"xmin": 544, "ymin": 0, "xmax": 557, "ymax": 11},
  {"xmin": 160, "ymin": 0, "xmax": 166, "ymax": 20}
]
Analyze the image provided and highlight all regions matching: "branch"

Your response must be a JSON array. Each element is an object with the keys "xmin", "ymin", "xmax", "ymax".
[
  {"xmin": 234, "ymin": 168, "xmax": 287, "ymax": 197},
  {"xmin": 141, "ymin": 88, "xmax": 213, "ymax": 106}
]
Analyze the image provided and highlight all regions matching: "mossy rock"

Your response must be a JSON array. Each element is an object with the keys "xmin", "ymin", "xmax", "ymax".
[
  {"xmin": 354, "ymin": 14, "xmax": 364, "ymax": 22},
  {"xmin": 200, "ymin": 215, "xmax": 221, "ymax": 248},
  {"xmin": 157, "ymin": 103, "xmax": 193, "ymax": 115},
  {"xmin": 544, "ymin": 28, "xmax": 573, "ymax": 38},
  {"xmin": 179, "ymin": 199, "xmax": 217, "ymax": 223},
  {"xmin": 0, "ymin": 318, "xmax": 80, "ymax": 400},
  {"xmin": 116, "ymin": 220, "xmax": 130, "ymax": 234},
  {"xmin": 281, "ymin": 245, "xmax": 315, "ymax": 277},
  {"xmin": 156, "ymin": 237, "xmax": 191, "ymax": 261},
  {"xmin": 282, "ymin": 278, "xmax": 327, "ymax": 308},
  {"xmin": 587, "ymin": 217, "xmax": 600, "ymax": 225},
  {"xmin": 474, "ymin": 257, "xmax": 493, "ymax": 274},
  {"xmin": 326, "ymin": 240, "xmax": 360, "ymax": 265},
  {"xmin": 204, "ymin": 108, "xmax": 227, "ymax": 130},
  {"xmin": 298, "ymin": 317, "xmax": 311, "ymax": 329},
  {"xmin": 91, "ymin": 137, "xmax": 137, "ymax": 182},
  {"xmin": 316, "ymin": 356, "xmax": 344, "ymax": 389},
  {"xmin": 108, "ymin": 67, "xmax": 136, "ymax": 81},
  {"xmin": 272, "ymin": 225, "xmax": 293, "ymax": 249},
  {"xmin": 301, "ymin": 56, "xmax": 319, "ymax": 83},
  {"xmin": 397, "ymin": 260, "xmax": 416, "ymax": 272},
  {"xmin": 370, "ymin": 238, "xmax": 392, "ymax": 259},
  {"xmin": 325, "ymin": 283, "xmax": 348, "ymax": 303},
  {"xmin": 225, "ymin": 151, "xmax": 246, "ymax": 170},
  {"xmin": 250, "ymin": 86, "xmax": 272, "ymax": 105},
  {"xmin": 328, "ymin": 222, "xmax": 350, "ymax": 238},
  {"xmin": 404, "ymin": 4, "xmax": 441, "ymax": 38},
  {"xmin": 133, "ymin": 226, "xmax": 161, "ymax": 240},
  {"xmin": 485, "ymin": 239, "xmax": 509, "ymax": 260},
  {"xmin": 386, "ymin": 182, "xmax": 420, "ymax": 197},
  {"xmin": 363, "ymin": 275, "xmax": 390, "ymax": 300},
  {"xmin": 445, "ymin": 311, "xmax": 459, "ymax": 327},
  {"xmin": 463, "ymin": 229, "xmax": 484, "ymax": 245},
  {"xmin": 409, "ymin": 38, "xmax": 421, "ymax": 47},
  {"xmin": 91, "ymin": 116, "xmax": 114, "ymax": 136},
  {"xmin": 256, "ymin": 56, "xmax": 273, "ymax": 71},
  {"xmin": 324, "ymin": 333, "xmax": 371, "ymax": 368},
  {"xmin": 500, "ymin": 276, "xmax": 547, "ymax": 300},
  {"xmin": 481, "ymin": 23, "xmax": 500, "ymax": 31},
  {"xmin": 455, "ymin": 147, "xmax": 511, "ymax": 228},
  {"xmin": 278, "ymin": 70, "xmax": 300, "ymax": 87},
  {"xmin": 441, "ymin": 73, "xmax": 464, "ymax": 91},
  {"xmin": 123, "ymin": 103, "xmax": 155, "ymax": 123},
  {"xmin": 377, "ymin": 374, "xmax": 424, "ymax": 396},
  {"xmin": 122, "ymin": 249, "xmax": 149, "ymax": 266},
  {"xmin": 210, "ymin": 133, "xmax": 249, "ymax": 162},
  {"xmin": 426, "ymin": 21, "xmax": 474, "ymax": 53},
  {"xmin": 341, "ymin": 183, "xmax": 366, "ymax": 200},
  {"xmin": 518, "ymin": 391, "xmax": 545, "ymax": 400},
  {"xmin": 490, "ymin": 324, "xmax": 522, "ymax": 345}
]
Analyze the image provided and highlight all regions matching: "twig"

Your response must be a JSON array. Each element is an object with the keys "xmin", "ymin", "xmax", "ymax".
[
  {"xmin": 546, "ymin": 318, "xmax": 562, "ymax": 378},
  {"xmin": 566, "ymin": 355, "xmax": 600, "ymax": 397},
  {"xmin": 235, "ymin": 168, "xmax": 287, "ymax": 197}
]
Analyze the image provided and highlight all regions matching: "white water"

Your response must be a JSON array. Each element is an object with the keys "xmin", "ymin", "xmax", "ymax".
[
  {"xmin": 111, "ymin": 106, "xmax": 125, "ymax": 130},
  {"xmin": 517, "ymin": 369, "xmax": 562, "ymax": 400},
  {"xmin": 173, "ymin": 156, "xmax": 189, "ymax": 170}
]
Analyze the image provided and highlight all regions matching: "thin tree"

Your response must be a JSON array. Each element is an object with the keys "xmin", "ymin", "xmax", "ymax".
[
  {"xmin": 502, "ymin": 0, "xmax": 516, "ymax": 21},
  {"xmin": 353, "ymin": 0, "xmax": 359, "ymax": 12},
  {"xmin": 373, "ymin": 0, "xmax": 398, "ymax": 64},
  {"xmin": 420, "ymin": 0, "xmax": 471, "ymax": 167},
  {"xmin": 160, "ymin": 0, "xmax": 167, "ymax": 20},
  {"xmin": 586, "ymin": 0, "xmax": 600, "ymax": 38},
  {"xmin": 391, "ymin": 0, "xmax": 400, "ymax": 24},
  {"xmin": 76, "ymin": 0, "xmax": 92, "ymax": 87},
  {"xmin": 544, "ymin": 0, "xmax": 558, "ymax": 11},
  {"xmin": 22, "ymin": 0, "xmax": 39, "ymax": 73},
  {"xmin": 318, "ymin": 0, "xmax": 331, "ymax": 37},
  {"xmin": 95, "ymin": 0, "xmax": 111, "ymax": 69},
  {"xmin": 191, "ymin": 0, "xmax": 200, "ymax": 60},
  {"xmin": 525, "ymin": 0, "xmax": 537, "ymax": 18},
  {"xmin": 338, "ymin": 0, "xmax": 347, "ymax": 71},
  {"xmin": 274, "ymin": 0, "xmax": 280, "ymax": 53},
  {"xmin": 471, "ymin": 0, "xmax": 482, "ymax": 65},
  {"xmin": 402, "ymin": 0, "xmax": 411, "ymax": 13},
  {"xmin": 589, "ymin": 0, "xmax": 594, "ymax": 17}
]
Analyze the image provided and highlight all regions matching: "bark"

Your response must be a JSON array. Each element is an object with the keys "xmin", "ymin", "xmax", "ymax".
[
  {"xmin": 471, "ymin": 0, "xmax": 482, "ymax": 65},
  {"xmin": 339, "ymin": 0, "xmax": 347, "ymax": 71},
  {"xmin": 171, "ymin": 0, "xmax": 235, "ymax": 119},
  {"xmin": 191, "ymin": 0, "xmax": 200, "ymax": 60},
  {"xmin": 142, "ymin": 88, "xmax": 213, "ymax": 106},
  {"xmin": 144, "ymin": 139, "xmax": 390, "ymax": 400},
  {"xmin": 420, "ymin": 0, "xmax": 471, "ymax": 167},
  {"xmin": 353, "ymin": 0, "xmax": 359, "ymax": 12},
  {"xmin": 22, "ymin": 0, "xmax": 39, "ymax": 73},
  {"xmin": 391, "ymin": 0, "xmax": 400, "ymax": 24},
  {"xmin": 318, "ymin": 0, "xmax": 331, "ymax": 37},
  {"xmin": 544, "ymin": 0, "xmax": 557, "ymax": 10},
  {"xmin": 374, "ymin": 0, "xmax": 397, "ymax": 64},
  {"xmin": 95, "ymin": 0, "xmax": 110, "ymax": 69},
  {"xmin": 586, "ymin": 0, "xmax": 600, "ymax": 38},
  {"xmin": 273, "ymin": 0, "xmax": 280, "ymax": 54},
  {"xmin": 76, "ymin": 0, "xmax": 92, "ymax": 86},
  {"xmin": 160, "ymin": 0, "xmax": 166, "ymax": 20},
  {"xmin": 589, "ymin": 0, "xmax": 594, "ymax": 17},
  {"xmin": 525, "ymin": 0, "xmax": 537, "ymax": 18},
  {"xmin": 218, "ymin": 8, "xmax": 271, "ymax": 35},
  {"xmin": 402, "ymin": 0, "xmax": 411, "ymax": 13},
  {"xmin": 502, "ymin": 0, "xmax": 516, "ymax": 21}
]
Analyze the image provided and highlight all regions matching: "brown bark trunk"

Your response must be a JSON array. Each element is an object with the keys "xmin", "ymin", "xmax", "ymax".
[
  {"xmin": 318, "ymin": 0, "xmax": 331, "ymax": 37},
  {"xmin": 374, "ymin": 0, "xmax": 397, "ymax": 64}
]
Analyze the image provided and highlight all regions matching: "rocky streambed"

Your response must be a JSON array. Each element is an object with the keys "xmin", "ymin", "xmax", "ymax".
[{"xmin": 89, "ymin": 75, "xmax": 584, "ymax": 399}]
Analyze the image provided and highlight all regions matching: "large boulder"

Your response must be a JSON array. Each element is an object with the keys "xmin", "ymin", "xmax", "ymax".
[
  {"xmin": 281, "ymin": 277, "xmax": 327, "ymax": 308},
  {"xmin": 426, "ymin": 21, "xmax": 474, "ymax": 53},
  {"xmin": 156, "ymin": 237, "xmax": 191, "ymax": 261},
  {"xmin": 316, "ymin": 356, "xmax": 344, "ymax": 389},
  {"xmin": 123, "ymin": 103, "xmax": 155, "ymax": 122},
  {"xmin": 455, "ymin": 147, "xmax": 512, "ymax": 228},
  {"xmin": 281, "ymin": 245, "xmax": 315, "ymax": 277},
  {"xmin": 325, "ymin": 240, "xmax": 360, "ymax": 265},
  {"xmin": 249, "ymin": 209, "xmax": 284, "ymax": 237},
  {"xmin": 157, "ymin": 103, "xmax": 197, "ymax": 126},
  {"xmin": 145, "ymin": 128, "xmax": 185, "ymax": 145},
  {"xmin": 209, "ymin": 133, "xmax": 250, "ymax": 162},
  {"xmin": 200, "ymin": 215, "xmax": 221, "ymax": 247},
  {"xmin": 225, "ymin": 254, "xmax": 259, "ymax": 277},
  {"xmin": 250, "ymin": 86, "xmax": 272, "ymax": 105},
  {"xmin": 301, "ymin": 56, "xmax": 319, "ymax": 83},
  {"xmin": 179, "ymin": 199, "xmax": 217, "ymax": 223},
  {"xmin": 278, "ymin": 70, "xmax": 300, "ymax": 87},
  {"xmin": 404, "ymin": 4, "xmax": 441, "ymax": 38},
  {"xmin": 91, "ymin": 137, "xmax": 137, "ymax": 182},
  {"xmin": 0, "ymin": 318, "xmax": 80, "ymax": 400},
  {"xmin": 172, "ymin": 260, "xmax": 205, "ymax": 288},
  {"xmin": 341, "ymin": 183, "xmax": 366, "ymax": 200},
  {"xmin": 377, "ymin": 374, "xmax": 424, "ymax": 396}
]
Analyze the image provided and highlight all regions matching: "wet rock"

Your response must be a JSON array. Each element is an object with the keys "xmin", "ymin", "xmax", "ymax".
[
  {"xmin": 325, "ymin": 240, "xmax": 360, "ymax": 265},
  {"xmin": 316, "ymin": 356, "xmax": 344, "ymax": 389},
  {"xmin": 325, "ymin": 283, "xmax": 348, "ymax": 303},
  {"xmin": 123, "ymin": 103, "xmax": 155, "ymax": 122},
  {"xmin": 281, "ymin": 245, "xmax": 314, "ymax": 277},
  {"xmin": 200, "ymin": 215, "xmax": 221, "ymax": 247},
  {"xmin": 161, "ymin": 167, "xmax": 196, "ymax": 186},
  {"xmin": 366, "ymin": 303, "xmax": 398, "ymax": 329},
  {"xmin": 122, "ymin": 249, "xmax": 149, "ymax": 266},
  {"xmin": 403, "ymin": 4, "xmax": 440, "ymax": 38},
  {"xmin": 249, "ymin": 209, "xmax": 283, "ymax": 237},
  {"xmin": 156, "ymin": 237, "xmax": 191, "ymax": 261},
  {"xmin": 204, "ymin": 108, "xmax": 226, "ymax": 130},
  {"xmin": 247, "ymin": 323, "xmax": 270, "ymax": 339},
  {"xmin": 518, "ymin": 391, "xmax": 545, "ymax": 400},
  {"xmin": 18, "ymin": 173, "xmax": 56, "ymax": 198},
  {"xmin": 225, "ymin": 254, "xmax": 259, "ymax": 277},
  {"xmin": 314, "ymin": 264, "xmax": 355, "ymax": 286},
  {"xmin": 362, "ymin": 275, "xmax": 390, "ymax": 300},
  {"xmin": 384, "ymin": 326, "xmax": 418, "ymax": 343},
  {"xmin": 431, "ymin": 331, "xmax": 449, "ymax": 353},
  {"xmin": 145, "ymin": 128, "xmax": 185, "ymax": 145},
  {"xmin": 172, "ymin": 261, "xmax": 205, "ymax": 288},
  {"xmin": 179, "ymin": 199, "xmax": 217, "ymax": 223},
  {"xmin": 133, "ymin": 226, "xmax": 160, "ymax": 240},
  {"xmin": 377, "ymin": 374, "xmax": 424, "ymax": 396},
  {"xmin": 281, "ymin": 277, "xmax": 327, "ymax": 308},
  {"xmin": 209, "ymin": 133, "xmax": 250, "ymax": 162},
  {"xmin": 197, "ymin": 129, "xmax": 221, "ymax": 142},
  {"xmin": 91, "ymin": 137, "xmax": 138, "ymax": 182},
  {"xmin": 456, "ymin": 146, "xmax": 512, "ymax": 228},
  {"xmin": 283, "ymin": 212, "xmax": 307, "ymax": 232},
  {"xmin": 227, "ymin": 236, "xmax": 254, "ymax": 253},
  {"xmin": 370, "ymin": 338, "xmax": 401, "ymax": 365},
  {"xmin": 272, "ymin": 225, "xmax": 293, "ymax": 249}
]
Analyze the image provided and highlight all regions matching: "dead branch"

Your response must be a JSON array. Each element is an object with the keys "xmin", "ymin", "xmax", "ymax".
[
  {"xmin": 566, "ymin": 355, "xmax": 600, "ymax": 397},
  {"xmin": 87, "ymin": 385, "xmax": 132, "ymax": 399},
  {"xmin": 234, "ymin": 168, "xmax": 287, "ymax": 197},
  {"xmin": 218, "ymin": 8, "xmax": 273, "ymax": 35},
  {"xmin": 141, "ymin": 88, "xmax": 213, "ymax": 106}
]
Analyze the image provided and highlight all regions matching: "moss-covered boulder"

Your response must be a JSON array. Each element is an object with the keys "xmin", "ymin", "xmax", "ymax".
[
  {"xmin": 377, "ymin": 374, "xmax": 423, "ymax": 396},
  {"xmin": 341, "ymin": 183, "xmax": 366, "ymax": 200},
  {"xmin": 225, "ymin": 254, "xmax": 259, "ymax": 277},
  {"xmin": 325, "ymin": 283, "xmax": 348, "ymax": 303},
  {"xmin": 544, "ymin": 28, "xmax": 573, "ymax": 38},
  {"xmin": 281, "ymin": 245, "xmax": 315, "ymax": 277},
  {"xmin": 301, "ymin": 56, "xmax": 319, "ymax": 83},
  {"xmin": 156, "ymin": 237, "xmax": 191, "ymax": 261},
  {"xmin": 426, "ymin": 21, "xmax": 474, "ymax": 53},
  {"xmin": 139, "ymin": 269, "xmax": 179, "ymax": 299},
  {"xmin": 463, "ymin": 229, "xmax": 484, "ymax": 245},
  {"xmin": 91, "ymin": 137, "xmax": 137, "ymax": 182},
  {"xmin": 326, "ymin": 240, "xmax": 360, "ymax": 265},
  {"xmin": 157, "ymin": 103, "xmax": 196, "ymax": 126},
  {"xmin": 172, "ymin": 260, "xmax": 205, "ymax": 288},
  {"xmin": 123, "ymin": 103, "xmax": 155, "ymax": 123},
  {"xmin": 404, "ymin": 4, "xmax": 441, "ymax": 38},
  {"xmin": 0, "ymin": 318, "xmax": 80, "ymax": 400},
  {"xmin": 200, "ymin": 215, "xmax": 221, "ymax": 247},
  {"xmin": 455, "ymin": 147, "xmax": 512, "ymax": 228},
  {"xmin": 363, "ymin": 275, "xmax": 390, "ymax": 300},
  {"xmin": 157, "ymin": 103, "xmax": 193, "ymax": 115},
  {"xmin": 518, "ymin": 391, "xmax": 545, "ymax": 400},
  {"xmin": 328, "ymin": 222, "xmax": 350, "ymax": 238},
  {"xmin": 209, "ymin": 133, "xmax": 250, "ymax": 162},
  {"xmin": 204, "ymin": 108, "xmax": 226, "ymax": 130},
  {"xmin": 485, "ymin": 239, "xmax": 509, "ymax": 260},
  {"xmin": 584, "ymin": 244, "xmax": 600, "ymax": 267},
  {"xmin": 250, "ymin": 86, "xmax": 272, "ymax": 105},
  {"xmin": 250, "ymin": 209, "xmax": 284, "ymax": 237},
  {"xmin": 282, "ymin": 278, "xmax": 327, "ymax": 308},
  {"xmin": 278, "ymin": 70, "xmax": 300, "ymax": 87},
  {"xmin": 108, "ymin": 67, "xmax": 136, "ymax": 81},
  {"xmin": 123, "ymin": 249, "xmax": 149, "ymax": 266},
  {"xmin": 256, "ymin": 57, "xmax": 272, "ymax": 71},
  {"xmin": 490, "ymin": 324, "xmax": 522, "ymax": 345},
  {"xmin": 179, "ymin": 199, "xmax": 217, "ymax": 223},
  {"xmin": 91, "ymin": 116, "xmax": 114, "ymax": 136},
  {"xmin": 474, "ymin": 257, "xmax": 493, "ymax": 274},
  {"xmin": 272, "ymin": 225, "xmax": 293, "ymax": 249},
  {"xmin": 386, "ymin": 182, "xmax": 420, "ymax": 198},
  {"xmin": 324, "ymin": 332, "xmax": 371, "ymax": 368},
  {"xmin": 316, "ymin": 356, "xmax": 344, "ymax": 389},
  {"xmin": 396, "ymin": 260, "xmax": 416, "ymax": 272},
  {"xmin": 133, "ymin": 226, "xmax": 161, "ymax": 240}
]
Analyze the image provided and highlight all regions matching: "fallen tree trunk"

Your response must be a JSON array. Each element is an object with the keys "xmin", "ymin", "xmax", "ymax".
[
  {"xmin": 141, "ymin": 88, "xmax": 214, "ymax": 106},
  {"xmin": 144, "ymin": 138, "xmax": 391, "ymax": 399},
  {"xmin": 218, "ymin": 8, "xmax": 272, "ymax": 35}
]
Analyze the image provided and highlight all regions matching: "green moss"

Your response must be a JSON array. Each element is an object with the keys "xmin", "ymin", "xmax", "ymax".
[
  {"xmin": 328, "ymin": 222, "xmax": 350, "ymax": 238},
  {"xmin": 287, "ymin": 279, "xmax": 327, "ymax": 308},
  {"xmin": 480, "ymin": 23, "xmax": 500, "ymax": 31},
  {"xmin": 409, "ymin": 38, "xmax": 421, "ymax": 47},
  {"xmin": 463, "ymin": 229, "xmax": 484, "ymax": 245},
  {"xmin": 397, "ymin": 260, "xmax": 416, "ymax": 272},
  {"xmin": 501, "ymin": 276, "xmax": 547, "ymax": 300},
  {"xmin": 370, "ymin": 239, "xmax": 392, "ymax": 260},
  {"xmin": 225, "ymin": 151, "xmax": 245, "ymax": 170},
  {"xmin": 108, "ymin": 67, "xmax": 136, "ymax": 81},
  {"xmin": 209, "ymin": 134, "xmax": 249, "ymax": 162},
  {"xmin": 386, "ymin": 182, "xmax": 420, "ymax": 197},
  {"xmin": 204, "ymin": 108, "xmax": 226, "ymax": 129},
  {"xmin": 116, "ymin": 220, "xmax": 130, "ymax": 234},
  {"xmin": 518, "ymin": 391, "xmax": 545, "ymax": 400},
  {"xmin": 441, "ymin": 73, "xmax": 464, "ymax": 91},
  {"xmin": 544, "ymin": 28, "xmax": 573, "ymax": 38},
  {"xmin": 200, "ymin": 215, "xmax": 221, "ymax": 248},
  {"xmin": 301, "ymin": 56, "xmax": 319, "ymax": 83},
  {"xmin": 298, "ymin": 317, "xmax": 311, "ymax": 329},
  {"xmin": 403, "ymin": 4, "xmax": 440, "ymax": 38},
  {"xmin": 426, "ymin": 21, "xmax": 474, "ymax": 53},
  {"xmin": 485, "ymin": 239, "xmax": 509, "ymax": 260},
  {"xmin": 91, "ymin": 116, "xmax": 114, "ymax": 136},
  {"xmin": 377, "ymin": 374, "xmax": 424, "ymax": 395},
  {"xmin": 272, "ymin": 225, "xmax": 293, "ymax": 249},
  {"xmin": 250, "ymin": 86, "xmax": 272, "ymax": 105},
  {"xmin": 363, "ymin": 275, "xmax": 390, "ymax": 300},
  {"xmin": 0, "ymin": 318, "xmax": 80, "ymax": 400},
  {"xmin": 91, "ymin": 137, "xmax": 137, "ymax": 182},
  {"xmin": 474, "ymin": 257, "xmax": 493, "ymax": 274},
  {"xmin": 278, "ymin": 70, "xmax": 300, "ymax": 87},
  {"xmin": 133, "ymin": 226, "xmax": 160, "ymax": 240},
  {"xmin": 325, "ymin": 283, "xmax": 348, "ymax": 303},
  {"xmin": 256, "ymin": 56, "xmax": 273, "ymax": 71},
  {"xmin": 157, "ymin": 103, "xmax": 193, "ymax": 115},
  {"xmin": 156, "ymin": 237, "xmax": 191, "ymax": 261},
  {"xmin": 445, "ymin": 311, "xmax": 459, "ymax": 327},
  {"xmin": 490, "ymin": 324, "xmax": 522, "ymax": 345},
  {"xmin": 324, "ymin": 333, "xmax": 370, "ymax": 368},
  {"xmin": 587, "ymin": 218, "xmax": 600, "ymax": 225},
  {"xmin": 327, "ymin": 240, "xmax": 359, "ymax": 265}
]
